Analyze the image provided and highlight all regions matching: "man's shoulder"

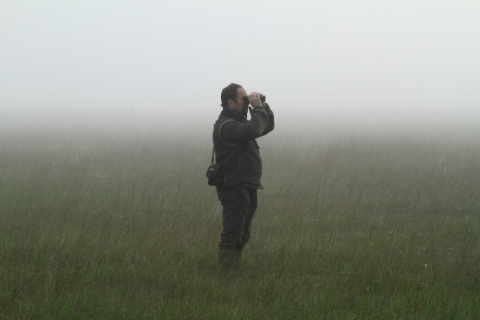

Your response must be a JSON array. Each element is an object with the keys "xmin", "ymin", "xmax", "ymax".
[
  {"xmin": 214, "ymin": 114, "xmax": 239, "ymax": 127},
  {"xmin": 215, "ymin": 118, "xmax": 238, "ymax": 139}
]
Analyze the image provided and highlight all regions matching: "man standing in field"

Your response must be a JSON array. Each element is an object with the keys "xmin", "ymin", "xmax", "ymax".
[{"xmin": 213, "ymin": 83, "xmax": 275, "ymax": 272}]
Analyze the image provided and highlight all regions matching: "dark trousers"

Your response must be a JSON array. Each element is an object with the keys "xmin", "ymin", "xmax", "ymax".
[{"xmin": 216, "ymin": 186, "xmax": 258, "ymax": 251}]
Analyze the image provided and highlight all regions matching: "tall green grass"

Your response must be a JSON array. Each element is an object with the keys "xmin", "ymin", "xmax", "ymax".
[{"xmin": 1, "ymin": 125, "xmax": 479, "ymax": 319}]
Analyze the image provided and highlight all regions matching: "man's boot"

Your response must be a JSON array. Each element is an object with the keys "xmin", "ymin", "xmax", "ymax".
[{"xmin": 218, "ymin": 249, "xmax": 241, "ymax": 273}]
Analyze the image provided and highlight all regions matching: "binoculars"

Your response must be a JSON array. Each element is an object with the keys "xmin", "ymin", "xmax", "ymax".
[{"xmin": 242, "ymin": 95, "xmax": 266, "ymax": 105}]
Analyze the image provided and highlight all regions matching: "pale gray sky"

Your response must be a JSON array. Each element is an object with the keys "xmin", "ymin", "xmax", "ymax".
[{"xmin": 1, "ymin": 0, "xmax": 479, "ymax": 123}]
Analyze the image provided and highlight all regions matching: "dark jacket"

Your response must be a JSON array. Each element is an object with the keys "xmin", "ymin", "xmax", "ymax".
[{"xmin": 213, "ymin": 104, "xmax": 275, "ymax": 189}]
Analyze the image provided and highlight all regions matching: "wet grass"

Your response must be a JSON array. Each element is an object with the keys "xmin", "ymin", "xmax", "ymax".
[{"xmin": 1, "ymin": 125, "xmax": 479, "ymax": 319}]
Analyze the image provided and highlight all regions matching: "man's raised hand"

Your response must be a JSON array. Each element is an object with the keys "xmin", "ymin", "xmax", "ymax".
[{"xmin": 248, "ymin": 92, "xmax": 262, "ymax": 108}]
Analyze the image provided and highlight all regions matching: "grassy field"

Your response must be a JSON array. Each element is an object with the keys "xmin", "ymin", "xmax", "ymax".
[{"xmin": 1, "ymin": 123, "xmax": 479, "ymax": 319}]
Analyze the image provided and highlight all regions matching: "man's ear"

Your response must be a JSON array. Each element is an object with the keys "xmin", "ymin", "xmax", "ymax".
[{"xmin": 228, "ymin": 99, "xmax": 235, "ymax": 108}]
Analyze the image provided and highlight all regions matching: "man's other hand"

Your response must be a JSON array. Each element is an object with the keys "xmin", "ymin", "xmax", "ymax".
[{"xmin": 249, "ymin": 92, "xmax": 262, "ymax": 108}]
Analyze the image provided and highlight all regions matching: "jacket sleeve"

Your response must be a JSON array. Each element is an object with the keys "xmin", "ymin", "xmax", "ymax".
[
  {"xmin": 220, "ymin": 106, "xmax": 272, "ymax": 144},
  {"xmin": 262, "ymin": 103, "xmax": 275, "ymax": 136}
]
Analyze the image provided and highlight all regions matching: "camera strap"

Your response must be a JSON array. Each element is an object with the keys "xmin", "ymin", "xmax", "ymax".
[
  {"xmin": 210, "ymin": 119, "xmax": 238, "ymax": 165},
  {"xmin": 207, "ymin": 119, "xmax": 241, "ymax": 186}
]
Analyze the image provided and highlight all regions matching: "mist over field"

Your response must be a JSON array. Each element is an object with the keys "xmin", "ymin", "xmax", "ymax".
[{"xmin": 2, "ymin": 104, "xmax": 478, "ymax": 131}]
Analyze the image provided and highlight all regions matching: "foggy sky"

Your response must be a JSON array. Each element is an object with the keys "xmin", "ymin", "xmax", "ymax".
[{"xmin": 1, "ymin": 0, "xmax": 479, "ymax": 125}]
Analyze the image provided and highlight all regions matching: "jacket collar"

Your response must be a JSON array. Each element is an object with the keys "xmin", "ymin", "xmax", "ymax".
[{"xmin": 220, "ymin": 108, "xmax": 246, "ymax": 122}]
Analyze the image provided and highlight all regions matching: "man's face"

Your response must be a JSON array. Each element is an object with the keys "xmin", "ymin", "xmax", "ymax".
[{"xmin": 229, "ymin": 87, "xmax": 248, "ymax": 112}]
